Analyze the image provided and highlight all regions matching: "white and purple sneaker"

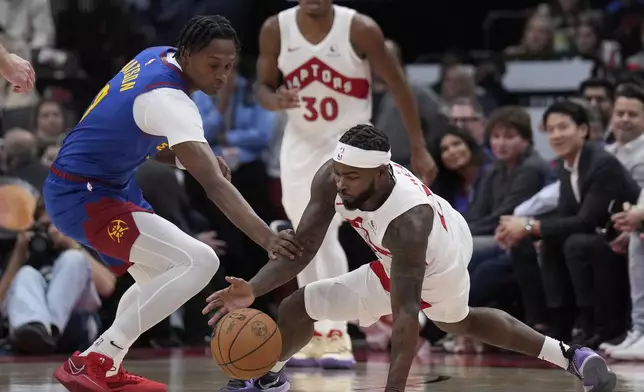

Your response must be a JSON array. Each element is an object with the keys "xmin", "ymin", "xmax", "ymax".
[
  {"xmin": 564, "ymin": 345, "xmax": 617, "ymax": 392},
  {"xmin": 220, "ymin": 371, "xmax": 290, "ymax": 392}
]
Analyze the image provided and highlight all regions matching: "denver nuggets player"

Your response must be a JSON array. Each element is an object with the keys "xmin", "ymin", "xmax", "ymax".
[
  {"xmin": 255, "ymin": 0, "xmax": 437, "ymax": 368},
  {"xmin": 44, "ymin": 16, "xmax": 302, "ymax": 392}
]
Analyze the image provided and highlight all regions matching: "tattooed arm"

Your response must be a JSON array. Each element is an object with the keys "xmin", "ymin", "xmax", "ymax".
[
  {"xmin": 382, "ymin": 205, "xmax": 433, "ymax": 392},
  {"xmin": 249, "ymin": 160, "xmax": 338, "ymax": 297}
]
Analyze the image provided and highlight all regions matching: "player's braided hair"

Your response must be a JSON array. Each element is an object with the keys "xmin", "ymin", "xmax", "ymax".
[
  {"xmin": 174, "ymin": 15, "xmax": 240, "ymax": 58},
  {"xmin": 339, "ymin": 124, "xmax": 390, "ymax": 152}
]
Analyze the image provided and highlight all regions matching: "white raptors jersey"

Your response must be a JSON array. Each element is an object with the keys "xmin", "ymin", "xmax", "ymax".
[
  {"xmin": 277, "ymin": 5, "xmax": 372, "ymax": 137},
  {"xmin": 335, "ymin": 163, "xmax": 468, "ymax": 277}
]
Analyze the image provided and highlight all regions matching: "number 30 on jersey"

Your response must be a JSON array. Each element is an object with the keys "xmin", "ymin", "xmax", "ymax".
[{"xmin": 301, "ymin": 96, "xmax": 338, "ymax": 122}]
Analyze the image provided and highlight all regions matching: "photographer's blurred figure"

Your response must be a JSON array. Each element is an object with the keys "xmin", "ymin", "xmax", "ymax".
[{"xmin": 0, "ymin": 200, "xmax": 116, "ymax": 355}]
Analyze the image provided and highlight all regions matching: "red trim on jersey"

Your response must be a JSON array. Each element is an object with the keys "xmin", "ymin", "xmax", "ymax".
[
  {"xmin": 369, "ymin": 261, "xmax": 431, "ymax": 310},
  {"xmin": 283, "ymin": 57, "xmax": 370, "ymax": 99},
  {"xmin": 50, "ymin": 166, "xmax": 110, "ymax": 185},
  {"xmin": 346, "ymin": 217, "xmax": 392, "ymax": 257},
  {"xmin": 159, "ymin": 48, "xmax": 189, "ymax": 92}
]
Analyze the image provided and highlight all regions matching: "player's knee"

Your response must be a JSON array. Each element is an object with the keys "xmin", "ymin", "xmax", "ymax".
[{"xmin": 186, "ymin": 240, "xmax": 220, "ymax": 280}]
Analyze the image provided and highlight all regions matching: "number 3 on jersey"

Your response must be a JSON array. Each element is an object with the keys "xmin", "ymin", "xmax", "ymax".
[
  {"xmin": 302, "ymin": 96, "xmax": 338, "ymax": 122},
  {"xmin": 81, "ymin": 84, "xmax": 110, "ymax": 122}
]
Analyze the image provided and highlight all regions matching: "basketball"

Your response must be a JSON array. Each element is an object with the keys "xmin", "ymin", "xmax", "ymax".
[{"xmin": 211, "ymin": 308, "xmax": 282, "ymax": 380}]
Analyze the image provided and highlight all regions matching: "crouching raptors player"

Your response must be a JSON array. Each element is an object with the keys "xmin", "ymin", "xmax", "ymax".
[
  {"xmin": 207, "ymin": 125, "xmax": 617, "ymax": 392},
  {"xmin": 256, "ymin": 0, "xmax": 436, "ymax": 368}
]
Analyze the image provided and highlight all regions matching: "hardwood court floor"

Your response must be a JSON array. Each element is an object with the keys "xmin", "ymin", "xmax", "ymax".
[{"xmin": 0, "ymin": 348, "xmax": 642, "ymax": 391}]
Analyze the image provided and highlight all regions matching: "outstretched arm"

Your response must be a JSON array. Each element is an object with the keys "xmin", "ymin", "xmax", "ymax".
[
  {"xmin": 249, "ymin": 160, "xmax": 338, "ymax": 297},
  {"xmin": 202, "ymin": 160, "xmax": 338, "ymax": 323},
  {"xmin": 133, "ymin": 88, "xmax": 299, "ymax": 258},
  {"xmin": 382, "ymin": 205, "xmax": 433, "ymax": 391}
]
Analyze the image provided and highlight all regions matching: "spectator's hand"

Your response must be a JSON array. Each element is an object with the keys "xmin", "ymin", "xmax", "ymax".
[
  {"xmin": 609, "ymin": 232, "xmax": 630, "ymax": 254},
  {"xmin": 411, "ymin": 147, "xmax": 438, "ymax": 186},
  {"xmin": 612, "ymin": 205, "xmax": 644, "ymax": 233},
  {"xmin": 203, "ymin": 276, "xmax": 255, "ymax": 326},
  {"xmin": 0, "ymin": 53, "xmax": 35, "ymax": 93},
  {"xmin": 275, "ymin": 86, "xmax": 300, "ymax": 109},
  {"xmin": 494, "ymin": 224, "xmax": 513, "ymax": 250},
  {"xmin": 196, "ymin": 231, "xmax": 227, "ymax": 256},
  {"xmin": 266, "ymin": 229, "xmax": 304, "ymax": 260},
  {"xmin": 497, "ymin": 216, "xmax": 529, "ymax": 249}
]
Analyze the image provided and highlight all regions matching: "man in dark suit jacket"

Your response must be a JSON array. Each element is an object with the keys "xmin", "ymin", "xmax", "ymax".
[{"xmin": 498, "ymin": 101, "xmax": 641, "ymax": 347}]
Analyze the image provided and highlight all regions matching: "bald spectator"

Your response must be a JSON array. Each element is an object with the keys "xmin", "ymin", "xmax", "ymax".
[
  {"xmin": 372, "ymin": 39, "xmax": 448, "ymax": 169},
  {"xmin": 1, "ymin": 128, "xmax": 48, "ymax": 192}
]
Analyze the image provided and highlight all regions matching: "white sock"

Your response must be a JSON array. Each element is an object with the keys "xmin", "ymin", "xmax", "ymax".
[
  {"xmin": 81, "ymin": 327, "xmax": 133, "ymax": 363},
  {"xmin": 538, "ymin": 336, "xmax": 570, "ymax": 369},
  {"xmin": 270, "ymin": 360, "xmax": 287, "ymax": 373}
]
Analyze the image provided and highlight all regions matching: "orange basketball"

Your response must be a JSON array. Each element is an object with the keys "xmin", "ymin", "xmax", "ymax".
[{"xmin": 211, "ymin": 308, "xmax": 282, "ymax": 380}]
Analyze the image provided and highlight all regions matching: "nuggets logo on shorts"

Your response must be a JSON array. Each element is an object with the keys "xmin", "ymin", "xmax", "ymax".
[{"xmin": 107, "ymin": 219, "xmax": 129, "ymax": 243}]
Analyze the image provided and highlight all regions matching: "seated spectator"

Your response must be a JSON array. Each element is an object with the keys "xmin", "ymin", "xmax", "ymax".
[
  {"xmin": 504, "ymin": 14, "xmax": 555, "ymax": 59},
  {"xmin": 453, "ymin": 106, "xmax": 551, "ymax": 352},
  {"xmin": 607, "ymin": 191, "xmax": 644, "ymax": 360},
  {"xmin": 428, "ymin": 125, "xmax": 491, "ymax": 214},
  {"xmin": 467, "ymin": 106, "xmax": 552, "ymax": 238},
  {"xmin": 579, "ymin": 77, "xmax": 615, "ymax": 137},
  {"xmin": 448, "ymin": 97, "xmax": 487, "ymax": 146},
  {"xmin": 374, "ymin": 39, "xmax": 447, "ymax": 169},
  {"xmin": 0, "ymin": 200, "xmax": 116, "ymax": 355},
  {"xmin": 32, "ymin": 100, "xmax": 67, "ymax": 151},
  {"xmin": 497, "ymin": 101, "xmax": 641, "ymax": 347},
  {"xmin": 0, "ymin": 128, "xmax": 48, "ymax": 192}
]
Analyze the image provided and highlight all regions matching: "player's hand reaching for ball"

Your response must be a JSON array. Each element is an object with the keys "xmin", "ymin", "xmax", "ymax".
[
  {"xmin": 266, "ymin": 229, "xmax": 304, "ymax": 260},
  {"xmin": 276, "ymin": 86, "xmax": 299, "ymax": 109},
  {"xmin": 0, "ymin": 53, "xmax": 35, "ymax": 93},
  {"xmin": 203, "ymin": 277, "xmax": 255, "ymax": 326}
]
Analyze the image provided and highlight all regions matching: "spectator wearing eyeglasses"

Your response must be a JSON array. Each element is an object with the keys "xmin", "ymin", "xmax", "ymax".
[{"xmin": 448, "ymin": 96, "xmax": 487, "ymax": 146}]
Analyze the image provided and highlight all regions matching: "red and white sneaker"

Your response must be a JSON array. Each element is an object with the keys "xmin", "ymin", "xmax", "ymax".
[
  {"xmin": 53, "ymin": 351, "xmax": 166, "ymax": 392},
  {"xmin": 53, "ymin": 351, "xmax": 113, "ymax": 392}
]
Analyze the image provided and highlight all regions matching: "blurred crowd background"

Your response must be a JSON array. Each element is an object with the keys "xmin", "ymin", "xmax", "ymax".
[{"xmin": 1, "ymin": 0, "xmax": 644, "ymax": 362}]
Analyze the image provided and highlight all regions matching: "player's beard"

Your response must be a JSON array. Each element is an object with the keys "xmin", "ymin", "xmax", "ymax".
[{"xmin": 341, "ymin": 180, "xmax": 376, "ymax": 211}]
